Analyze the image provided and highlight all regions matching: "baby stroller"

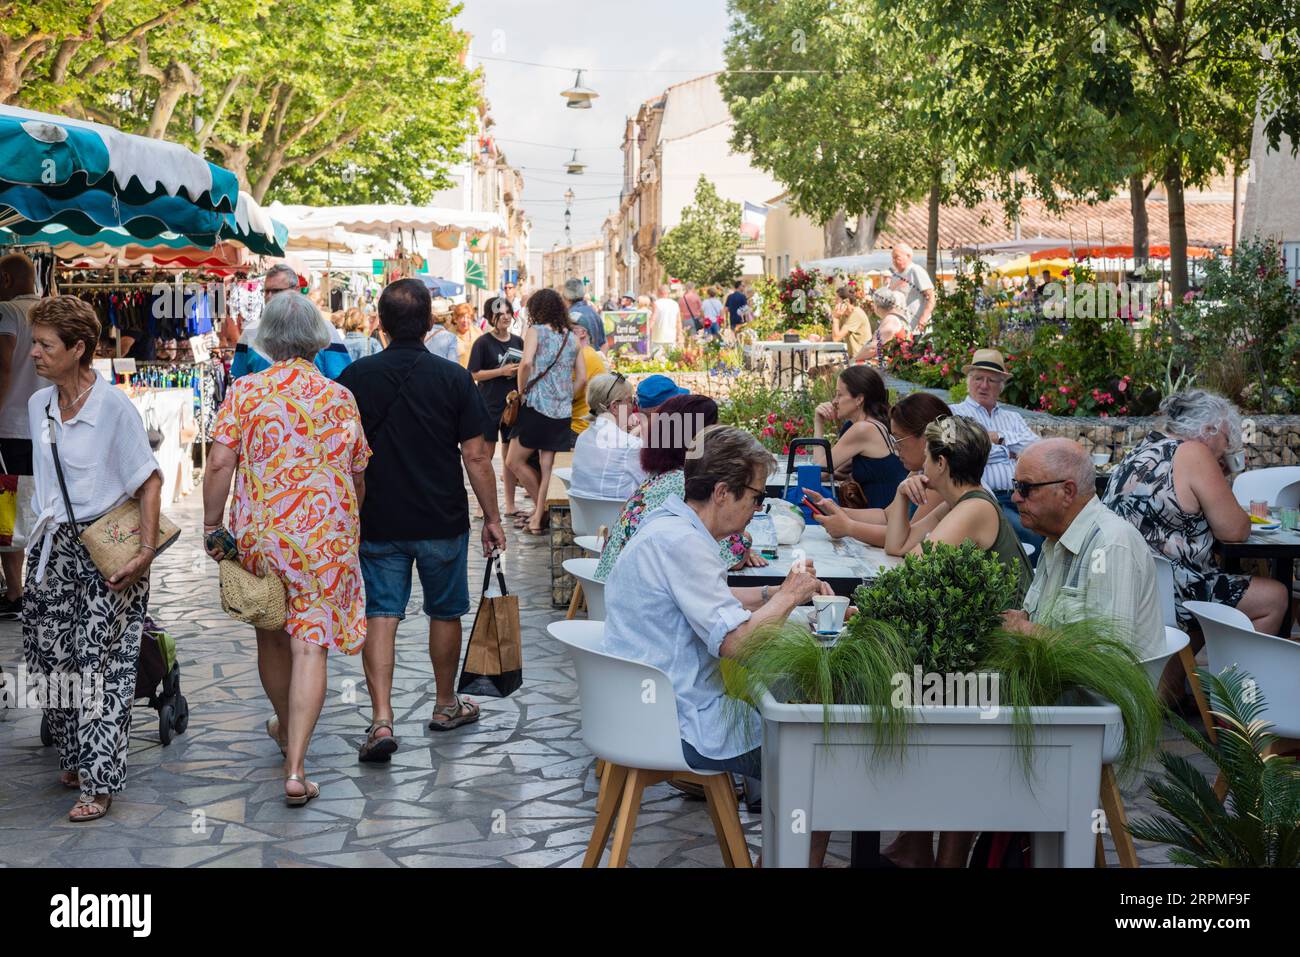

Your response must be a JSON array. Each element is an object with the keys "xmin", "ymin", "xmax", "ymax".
[{"xmin": 39, "ymin": 616, "xmax": 190, "ymax": 747}]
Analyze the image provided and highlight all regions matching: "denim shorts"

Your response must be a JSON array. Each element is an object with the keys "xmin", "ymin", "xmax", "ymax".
[{"xmin": 359, "ymin": 534, "xmax": 470, "ymax": 621}]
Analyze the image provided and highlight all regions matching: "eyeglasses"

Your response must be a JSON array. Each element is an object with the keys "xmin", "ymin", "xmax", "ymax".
[
  {"xmin": 1011, "ymin": 478, "xmax": 1069, "ymax": 498},
  {"xmin": 743, "ymin": 484, "xmax": 766, "ymax": 508},
  {"xmin": 263, "ymin": 284, "xmax": 295, "ymax": 299}
]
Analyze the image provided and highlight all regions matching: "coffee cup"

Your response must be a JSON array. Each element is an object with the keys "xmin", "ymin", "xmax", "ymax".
[
  {"xmin": 1091, "ymin": 452, "xmax": 1110, "ymax": 467},
  {"xmin": 812, "ymin": 595, "xmax": 849, "ymax": 633}
]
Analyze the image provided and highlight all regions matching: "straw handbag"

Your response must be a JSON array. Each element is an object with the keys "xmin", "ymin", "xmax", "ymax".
[{"xmin": 218, "ymin": 559, "xmax": 287, "ymax": 630}]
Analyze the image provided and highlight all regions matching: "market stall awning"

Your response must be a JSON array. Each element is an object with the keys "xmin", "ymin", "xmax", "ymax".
[
  {"xmin": 0, "ymin": 104, "xmax": 239, "ymax": 213},
  {"xmin": 952, "ymin": 237, "xmax": 1073, "ymax": 257},
  {"xmin": 1029, "ymin": 243, "xmax": 1216, "ymax": 261},
  {"xmin": 0, "ymin": 187, "xmax": 287, "ymax": 257},
  {"xmin": 990, "ymin": 255, "xmax": 1074, "ymax": 278},
  {"xmin": 802, "ymin": 251, "xmax": 929, "ymax": 273},
  {"xmin": 269, "ymin": 202, "xmax": 508, "ymax": 241}
]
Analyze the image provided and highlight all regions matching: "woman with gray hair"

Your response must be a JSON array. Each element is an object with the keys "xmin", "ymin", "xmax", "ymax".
[
  {"xmin": 202, "ymin": 292, "xmax": 372, "ymax": 806},
  {"xmin": 569, "ymin": 372, "xmax": 645, "ymax": 500},
  {"xmin": 853, "ymin": 287, "xmax": 909, "ymax": 363},
  {"xmin": 1103, "ymin": 389, "xmax": 1287, "ymax": 634}
]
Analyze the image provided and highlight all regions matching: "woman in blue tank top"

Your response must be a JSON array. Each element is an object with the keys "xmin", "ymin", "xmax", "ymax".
[{"xmin": 812, "ymin": 365, "xmax": 908, "ymax": 507}]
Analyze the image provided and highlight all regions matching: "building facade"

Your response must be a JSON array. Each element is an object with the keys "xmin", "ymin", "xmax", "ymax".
[{"xmin": 541, "ymin": 239, "xmax": 606, "ymax": 302}]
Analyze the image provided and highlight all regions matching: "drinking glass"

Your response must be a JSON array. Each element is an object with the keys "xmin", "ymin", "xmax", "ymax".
[
  {"xmin": 1250, "ymin": 500, "xmax": 1271, "ymax": 520},
  {"xmin": 1281, "ymin": 507, "xmax": 1299, "ymax": 531}
]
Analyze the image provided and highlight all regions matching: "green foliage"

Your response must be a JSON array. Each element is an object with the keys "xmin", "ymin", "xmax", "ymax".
[
  {"xmin": 5, "ymin": 0, "xmax": 478, "ymax": 204},
  {"xmin": 1170, "ymin": 238, "xmax": 1300, "ymax": 413},
  {"xmin": 656, "ymin": 176, "xmax": 742, "ymax": 288},
  {"xmin": 730, "ymin": 619, "xmax": 913, "ymax": 748},
  {"xmin": 978, "ymin": 621, "xmax": 1163, "ymax": 777},
  {"xmin": 717, "ymin": 374, "xmax": 833, "ymax": 455},
  {"xmin": 854, "ymin": 540, "xmax": 1019, "ymax": 677},
  {"xmin": 928, "ymin": 260, "xmax": 989, "ymax": 361},
  {"xmin": 1127, "ymin": 667, "xmax": 1300, "ymax": 867}
]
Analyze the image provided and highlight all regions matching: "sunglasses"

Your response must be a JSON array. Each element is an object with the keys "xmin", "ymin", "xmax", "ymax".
[
  {"xmin": 1011, "ymin": 478, "xmax": 1069, "ymax": 498},
  {"xmin": 743, "ymin": 483, "xmax": 766, "ymax": 508}
]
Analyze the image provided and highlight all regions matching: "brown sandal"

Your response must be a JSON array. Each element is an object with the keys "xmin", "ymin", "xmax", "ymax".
[
  {"xmin": 358, "ymin": 719, "xmax": 399, "ymax": 762},
  {"xmin": 428, "ymin": 695, "xmax": 481, "ymax": 731},
  {"xmin": 68, "ymin": 795, "xmax": 111, "ymax": 822}
]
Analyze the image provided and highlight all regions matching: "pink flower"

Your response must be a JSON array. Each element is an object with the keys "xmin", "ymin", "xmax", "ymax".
[
  {"xmin": 783, "ymin": 420, "xmax": 794, "ymax": 432},
  {"xmin": 1039, "ymin": 373, "xmax": 1047, "ymax": 382},
  {"xmin": 941, "ymin": 364, "xmax": 950, "ymax": 375},
  {"xmin": 1099, "ymin": 412, "xmax": 1109, "ymax": 418},
  {"xmin": 1117, "ymin": 378, "xmax": 1128, "ymax": 393},
  {"xmin": 761, "ymin": 426, "xmax": 775, "ymax": 437},
  {"xmin": 1068, "ymin": 398, "xmax": 1077, "ymax": 408},
  {"xmin": 767, "ymin": 413, "xmax": 777, "ymax": 425},
  {"xmin": 1058, "ymin": 385, "xmax": 1070, "ymax": 394},
  {"xmin": 781, "ymin": 445, "xmax": 790, "ymax": 454}
]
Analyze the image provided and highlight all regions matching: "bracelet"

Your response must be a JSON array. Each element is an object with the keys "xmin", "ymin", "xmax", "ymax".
[{"xmin": 141, "ymin": 544, "xmax": 157, "ymax": 553}]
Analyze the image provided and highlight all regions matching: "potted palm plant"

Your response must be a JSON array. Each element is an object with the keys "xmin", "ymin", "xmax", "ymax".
[
  {"xmin": 1127, "ymin": 667, "xmax": 1300, "ymax": 867},
  {"xmin": 732, "ymin": 540, "xmax": 1162, "ymax": 868}
]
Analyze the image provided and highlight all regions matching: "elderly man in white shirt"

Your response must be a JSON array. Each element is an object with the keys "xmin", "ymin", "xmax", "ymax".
[
  {"xmin": 949, "ymin": 347, "xmax": 1044, "ymax": 555},
  {"xmin": 1002, "ymin": 439, "xmax": 1163, "ymax": 660}
]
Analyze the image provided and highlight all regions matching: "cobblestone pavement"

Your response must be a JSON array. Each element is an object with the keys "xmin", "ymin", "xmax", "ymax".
[{"xmin": 0, "ymin": 475, "xmax": 1213, "ymax": 867}]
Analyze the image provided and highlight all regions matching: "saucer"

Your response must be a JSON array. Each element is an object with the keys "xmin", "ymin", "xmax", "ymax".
[{"xmin": 1254, "ymin": 522, "xmax": 1280, "ymax": 532}]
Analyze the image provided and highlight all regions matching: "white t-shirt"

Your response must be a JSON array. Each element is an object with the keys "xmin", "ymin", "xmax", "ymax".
[
  {"xmin": 570, "ymin": 414, "xmax": 647, "ymax": 501},
  {"xmin": 889, "ymin": 263, "xmax": 935, "ymax": 330},
  {"xmin": 27, "ymin": 373, "xmax": 162, "ymax": 581},
  {"xmin": 0, "ymin": 294, "xmax": 50, "ymax": 439},
  {"xmin": 651, "ymin": 297, "xmax": 680, "ymax": 345}
]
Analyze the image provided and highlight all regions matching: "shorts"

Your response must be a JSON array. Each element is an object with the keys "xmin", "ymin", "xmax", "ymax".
[
  {"xmin": 514, "ymin": 404, "xmax": 572, "ymax": 452},
  {"xmin": 484, "ymin": 416, "xmax": 512, "ymax": 444},
  {"xmin": 0, "ymin": 437, "xmax": 34, "ymax": 476},
  {"xmin": 359, "ymin": 533, "xmax": 470, "ymax": 621}
]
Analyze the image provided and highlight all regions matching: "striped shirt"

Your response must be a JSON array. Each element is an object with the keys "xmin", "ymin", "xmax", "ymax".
[{"xmin": 950, "ymin": 396, "xmax": 1039, "ymax": 492}]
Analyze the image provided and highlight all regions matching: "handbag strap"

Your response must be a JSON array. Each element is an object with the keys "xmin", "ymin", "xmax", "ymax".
[
  {"xmin": 481, "ymin": 555, "xmax": 509, "ymax": 596},
  {"xmin": 521, "ymin": 329, "xmax": 569, "ymax": 398},
  {"xmin": 45, "ymin": 401, "xmax": 79, "ymax": 528},
  {"xmin": 369, "ymin": 351, "xmax": 424, "ymax": 440}
]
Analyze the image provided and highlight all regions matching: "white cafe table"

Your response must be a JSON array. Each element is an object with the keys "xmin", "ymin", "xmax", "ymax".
[{"xmin": 728, "ymin": 524, "xmax": 903, "ymax": 597}]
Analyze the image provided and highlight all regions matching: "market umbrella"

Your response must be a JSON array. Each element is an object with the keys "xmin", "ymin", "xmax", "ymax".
[
  {"xmin": 0, "ymin": 186, "xmax": 287, "ymax": 256},
  {"xmin": 415, "ymin": 274, "xmax": 464, "ymax": 296},
  {"xmin": 0, "ymin": 104, "xmax": 239, "ymax": 212},
  {"xmin": 989, "ymin": 255, "xmax": 1074, "ymax": 279}
]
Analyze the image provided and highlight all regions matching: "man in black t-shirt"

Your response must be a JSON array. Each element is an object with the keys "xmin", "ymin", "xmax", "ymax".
[
  {"xmin": 337, "ymin": 279, "xmax": 504, "ymax": 761},
  {"xmin": 467, "ymin": 299, "xmax": 524, "ymax": 516}
]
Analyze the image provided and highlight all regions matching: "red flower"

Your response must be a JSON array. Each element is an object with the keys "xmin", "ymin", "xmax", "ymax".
[
  {"xmin": 1058, "ymin": 385, "xmax": 1070, "ymax": 394},
  {"xmin": 1068, "ymin": 398, "xmax": 1077, "ymax": 408},
  {"xmin": 761, "ymin": 426, "xmax": 775, "ymax": 437},
  {"xmin": 1099, "ymin": 412, "xmax": 1109, "ymax": 419},
  {"xmin": 941, "ymin": 364, "xmax": 950, "ymax": 375},
  {"xmin": 781, "ymin": 445, "xmax": 790, "ymax": 454},
  {"xmin": 1117, "ymin": 378, "xmax": 1128, "ymax": 393},
  {"xmin": 1039, "ymin": 373, "xmax": 1047, "ymax": 382},
  {"xmin": 767, "ymin": 413, "xmax": 777, "ymax": 425}
]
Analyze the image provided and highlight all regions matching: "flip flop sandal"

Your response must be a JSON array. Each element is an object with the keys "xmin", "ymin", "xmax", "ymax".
[
  {"xmin": 284, "ymin": 774, "xmax": 320, "ymax": 807},
  {"xmin": 68, "ymin": 795, "xmax": 111, "ymax": 822},
  {"xmin": 358, "ymin": 719, "xmax": 399, "ymax": 762},
  {"xmin": 428, "ymin": 695, "xmax": 481, "ymax": 731},
  {"xmin": 266, "ymin": 716, "xmax": 287, "ymax": 756}
]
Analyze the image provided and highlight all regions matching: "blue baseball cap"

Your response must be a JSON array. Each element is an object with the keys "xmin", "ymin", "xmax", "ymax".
[{"xmin": 636, "ymin": 374, "xmax": 689, "ymax": 410}]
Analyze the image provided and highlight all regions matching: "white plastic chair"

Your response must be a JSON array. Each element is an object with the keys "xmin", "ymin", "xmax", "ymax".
[
  {"xmin": 553, "ymin": 467, "xmax": 573, "ymax": 490},
  {"xmin": 1230, "ymin": 467, "xmax": 1300, "ymax": 510},
  {"xmin": 574, "ymin": 535, "xmax": 603, "ymax": 556},
  {"xmin": 568, "ymin": 492, "xmax": 626, "ymax": 539},
  {"xmin": 561, "ymin": 558, "xmax": 606, "ymax": 621},
  {"xmin": 1184, "ymin": 600, "xmax": 1300, "ymax": 741},
  {"xmin": 1152, "ymin": 554, "xmax": 1216, "ymax": 741},
  {"xmin": 547, "ymin": 620, "xmax": 751, "ymax": 867},
  {"xmin": 1097, "ymin": 626, "xmax": 1189, "ymax": 868},
  {"xmin": 1022, "ymin": 542, "xmax": 1035, "ymax": 559}
]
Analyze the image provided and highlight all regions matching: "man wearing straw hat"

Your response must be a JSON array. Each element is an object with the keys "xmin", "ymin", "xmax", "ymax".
[{"xmin": 949, "ymin": 348, "xmax": 1044, "ymax": 555}]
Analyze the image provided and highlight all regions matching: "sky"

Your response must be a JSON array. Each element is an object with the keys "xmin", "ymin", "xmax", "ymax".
[{"xmin": 453, "ymin": 0, "xmax": 730, "ymax": 258}]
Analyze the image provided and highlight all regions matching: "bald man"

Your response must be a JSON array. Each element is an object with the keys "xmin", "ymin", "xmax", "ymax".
[
  {"xmin": 0, "ymin": 253, "xmax": 49, "ymax": 618},
  {"xmin": 1002, "ymin": 439, "xmax": 1163, "ymax": 659},
  {"xmin": 887, "ymin": 244, "xmax": 935, "ymax": 334}
]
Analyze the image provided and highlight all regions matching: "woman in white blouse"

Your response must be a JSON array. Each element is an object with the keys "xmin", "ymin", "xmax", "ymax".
[
  {"xmin": 24, "ymin": 297, "xmax": 163, "ymax": 823},
  {"xmin": 569, "ymin": 373, "xmax": 645, "ymax": 501}
]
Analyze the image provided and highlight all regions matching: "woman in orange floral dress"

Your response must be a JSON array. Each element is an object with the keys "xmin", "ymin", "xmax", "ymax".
[{"xmin": 202, "ymin": 292, "xmax": 371, "ymax": 806}]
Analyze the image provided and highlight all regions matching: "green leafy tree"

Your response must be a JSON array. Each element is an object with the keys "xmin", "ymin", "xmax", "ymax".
[
  {"xmin": 656, "ymin": 175, "xmax": 743, "ymax": 287},
  {"xmin": 930, "ymin": 0, "xmax": 1300, "ymax": 302}
]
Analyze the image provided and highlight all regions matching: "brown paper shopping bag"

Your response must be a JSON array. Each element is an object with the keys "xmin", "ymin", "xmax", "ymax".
[{"xmin": 457, "ymin": 556, "xmax": 522, "ymax": 697}]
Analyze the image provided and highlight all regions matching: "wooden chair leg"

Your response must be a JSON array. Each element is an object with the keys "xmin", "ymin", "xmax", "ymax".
[
  {"xmin": 584, "ymin": 763, "xmax": 628, "ymax": 868},
  {"xmin": 1099, "ymin": 765, "xmax": 1138, "ymax": 868},
  {"xmin": 594, "ymin": 757, "xmax": 606, "ymax": 780},
  {"xmin": 565, "ymin": 581, "xmax": 584, "ymax": 621},
  {"xmin": 702, "ymin": 773, "xmax": 752, "ymax": 868},
  {"xmin": 607, "ymin": 768, "xmax": 648, "ymax": 868},
  {"xmin": 1095, "ymin": 832, "xmax": 1107, "ymax": 868},
  {"xmin": 1179, "ymin": 646, "xmax": 1217, "ymax": 744},
  {"xmin": 696, "ymin": 774, "xmax": 735, "ymax": 868}
]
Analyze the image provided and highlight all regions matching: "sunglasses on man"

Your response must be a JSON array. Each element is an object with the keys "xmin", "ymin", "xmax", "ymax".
[{"xmin": 1011, "ymin": 478, "xmax": 1069, "ymax": 498}]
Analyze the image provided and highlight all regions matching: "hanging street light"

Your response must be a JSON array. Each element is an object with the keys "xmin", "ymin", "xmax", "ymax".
[
  {"xmin": 565, "ymin": 151, "xmax": 585, "ymax": 175},
  {"xmin": 561, "ymin": 69, "xmax": 598, "ymax": 109}
]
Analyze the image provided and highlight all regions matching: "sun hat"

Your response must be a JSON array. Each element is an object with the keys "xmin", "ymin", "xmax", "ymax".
[
  {"xmin": 636, "ymin": 374, "xmax": 689, "ymax": 410},
  {"xmin": 961, "ymin": 348, "xmax": 1010, "ymax": 377},
  {"xmin": 431, "ymin": 297, "xmax": 452, "ymax": 318}
]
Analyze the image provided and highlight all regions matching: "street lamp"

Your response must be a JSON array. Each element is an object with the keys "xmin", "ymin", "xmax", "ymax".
[
  {"xmin": 561, "ymin": 69, "xmax": 598, "ymax": 109},
  {"xmin": 565, "ymin": 150, "xmax": 585, "ymax": 175}
]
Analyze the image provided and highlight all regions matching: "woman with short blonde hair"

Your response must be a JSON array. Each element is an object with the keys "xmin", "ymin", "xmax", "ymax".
[
  {"xmin": 25, "ymin": 296, "xmax": 164, "ymax": 822},
  {"xmin": 341, "ymin": 307, "xmax": 381, "ymax": 361},
  {"xmin": 570, "ymin": 372, "xmax": 643, "ymax": 500}
]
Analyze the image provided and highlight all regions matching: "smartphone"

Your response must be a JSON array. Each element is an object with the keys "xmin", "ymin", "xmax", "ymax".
[
  {"xmin": 801, "ymin": 495, "xmax": 825, "ymax": 516},
  {"xmin": 205, "ymin": 527, "xmax": 238, "ymax": 561}
]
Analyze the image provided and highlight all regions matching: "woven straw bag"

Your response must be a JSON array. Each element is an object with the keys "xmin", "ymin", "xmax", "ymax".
[
  {"xmin": 218, "ymin": 559, "xmax": 287, "ymax": 630},
  {"xmin": 79, "ymin": 501, "xmax": 181, "ymax": 580}
]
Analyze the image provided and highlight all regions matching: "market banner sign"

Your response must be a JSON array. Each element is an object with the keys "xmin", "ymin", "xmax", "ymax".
[
  {"xmin": 465, "ymin": 259, "xmax": 487, "ymax": 289},
  {"xmin": 607, "ymin": 309, "xmax": 649, "ymax": 354}
]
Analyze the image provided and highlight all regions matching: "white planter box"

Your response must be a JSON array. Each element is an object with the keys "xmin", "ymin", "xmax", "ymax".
[{"xmin": 758, "ymin": 689, "xmax": 1121, "ymax": 868}]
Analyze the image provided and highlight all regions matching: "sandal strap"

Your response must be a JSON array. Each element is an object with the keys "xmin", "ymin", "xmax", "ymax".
[
  {"xmin": 433, "ymin": 695, "xmax": 476, "ymax": 718},
  {"xmin": 366, "ymin": 719, "xmax": 394, "ymax": 733}
]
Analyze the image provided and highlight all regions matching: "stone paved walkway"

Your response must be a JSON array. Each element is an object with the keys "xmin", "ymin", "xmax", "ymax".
[{"xmin": 0, "ymin": 473, "xmax": 1212, "ymax": 867}]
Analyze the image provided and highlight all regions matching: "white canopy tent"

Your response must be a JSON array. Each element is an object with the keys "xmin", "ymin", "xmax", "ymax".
[{"xmin": 268, "ymin": 203, "xmax": 507, "ymax": 241}]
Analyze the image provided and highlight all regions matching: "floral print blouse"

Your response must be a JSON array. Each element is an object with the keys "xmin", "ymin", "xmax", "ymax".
[{"xmin": 594, "ymin": 469, "xmax": 750, "ymax": 582}]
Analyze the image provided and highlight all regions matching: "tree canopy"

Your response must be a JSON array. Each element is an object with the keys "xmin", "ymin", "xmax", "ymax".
[{"xmin": 657, "ymin": 175, "xmax": 743, "ymax": 287}]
